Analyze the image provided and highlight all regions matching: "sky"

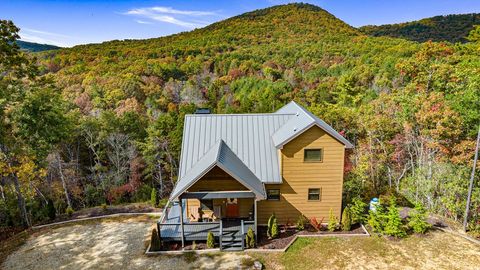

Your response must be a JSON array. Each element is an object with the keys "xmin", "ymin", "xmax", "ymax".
[{"xmin": 1, "ymin": 0, "xmax": 480, "ymax": 47}]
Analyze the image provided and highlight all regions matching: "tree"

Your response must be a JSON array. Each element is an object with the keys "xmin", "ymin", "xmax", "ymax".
[
  {"xmin": 267, "ymin": 213, "xmax": 279, "ymax": 239},
  {"xmin": 350, "ymin": 197, "xmax": 368, "ymax": 224},
  {"xmin": 384, "ymin": 198, "xmax": 406, "ymax": 238},
  {"xmin": 341, "ymin": 206, "xmax": 352, "ymax": 231},
  {"xmin": 150, "ymin": 187, "xmax": 157, "ymax": 207},
  {"xmin": 246, "ymin": 227, "xmax": 255, "ymax": 248},
  {"xmin": 408, "ymin": 203, "xmax": 431, "ymax": 234},
  {"xmin": 206, "ymin": 231, "xmax": 215, "ymax": 248}
]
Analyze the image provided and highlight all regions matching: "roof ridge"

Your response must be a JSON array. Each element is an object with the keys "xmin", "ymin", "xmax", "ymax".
[{"xmin": 186, "ymin": 113, "xmax": 295, "ymax": 117}]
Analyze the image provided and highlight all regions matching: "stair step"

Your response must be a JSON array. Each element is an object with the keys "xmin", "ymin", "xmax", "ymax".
[
  {"xmin": 222, "ymin": 241, "xmax": 243, "ymax": 247},
  {"xmin": 222, "ymin": 246, "xmax": 243, "ymax": 251}
]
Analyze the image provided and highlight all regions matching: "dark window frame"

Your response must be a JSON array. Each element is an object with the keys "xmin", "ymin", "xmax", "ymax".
[
  {"xmin": 308, "ymin": 188, "xmax": 321, "ymax": 201},
  {"xmin": 304, "ymin": 148, "xmax": 323, "ymax": 162},
  {"xmin": 267, "ymin": 189, "xmax": 280, "ymax": 201}
]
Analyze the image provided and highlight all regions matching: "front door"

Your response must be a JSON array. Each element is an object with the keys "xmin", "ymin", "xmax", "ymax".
[{"xmin": 225, "ymin": 198, "xmax": 239, "ymax": 218}]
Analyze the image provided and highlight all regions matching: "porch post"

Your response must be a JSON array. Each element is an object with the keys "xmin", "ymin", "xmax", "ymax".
[
  {"xmin": 254, "ymin": 198, "xmax": 258, "ymax": 242},
  {"xmin": 179, "ymin": 196, "xmax": 185, "ymax": 249}
]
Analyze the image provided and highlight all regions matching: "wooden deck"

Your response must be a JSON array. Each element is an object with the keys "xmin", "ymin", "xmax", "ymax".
[{"xmin": 158, "ymin": 202, "xmax": 254, "ymax": 242}]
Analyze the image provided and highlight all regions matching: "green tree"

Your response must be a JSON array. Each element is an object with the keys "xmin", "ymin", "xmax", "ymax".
[
  {"xmin": 384, "ymin": 198, "xmax": 406, "ymax": 238},
  {"xmin": 267, "ymin": 213, "xmax": 279, "ymax": 239},
  {"xmin": 206, "ymin": 231, "xmax": 215, "ymax": 248},
  {"xmin": 150, "ymin": 187, "xmax": 157, "ymax": 207},
  {"xmin": 341, "ymin": 206, "xmax": 352, "ymax": 231},
  {"xmin": 328, "ymin": 208, "xmax": 338, "ymax": 232},
  {"xmin": 408, "ymin": 203, "xmax": 431, "ymax": 234}
]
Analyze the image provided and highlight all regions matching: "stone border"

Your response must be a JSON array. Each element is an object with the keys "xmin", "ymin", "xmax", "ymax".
[
  {"xmin": 247, "ymin": 224, "xmax": 370, "ymax": 253},
  {"xmin": 32, "ymin": 212, "xmax": 162, "ymax": 230}
]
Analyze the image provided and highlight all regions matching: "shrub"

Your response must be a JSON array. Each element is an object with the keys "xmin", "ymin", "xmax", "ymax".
[
  {"xmin": 309, "ymin": 217, "xmax": 321, "ymax": 231},
  {"xmin": 101, "ymin": 203, "xmax": 108, "ymax": 211},
  {"xmin": 267, "ymin": 213, "xmax": 279, "ymax": 239},
  {"xmin": 66, "ymin": 206, "xmax": 74, "ymax": 217},
  {"xmin": 341, "ymin": 206, "xmax": 352, "ymax": 231},
  {"xmin": 350, "ymin": 197, "xmax": 368, "ymax": 224},
  {"xmin": 246, "ymin": 227, "xmax": 255, "ymax": 248},
  {"xmin": 150, "ymin": 228, "xmax": 162, "ymax": 251},
  {"xmin": 47, "ymin": 198, "xmax": 56, "ymax": 220},
  {"xmin": 367, "ymin": 201, "xmax": 388, "ymax": 233},
  {"xmin": 296, "ymin": 215, "xmax": 307, "ymax": 231},
  {"xmin": 192, "ymin": 241, "xmax": 197, "ymax": 250},
  {"xmin": 384, "ymin": 198, "xmax": 406, "ymax": 238},
  {"xmin": 328, "ymin": 209, "xmax": 338, "ymax": 232},
  {"xmin": 150, "ymin": 188, "xmax": 157, "ymax": 207},
  {"xmin": 408, "ymin": 203, "xmax": 431, "ymax": 234},
  {"xmin": 207, "ymin": 231, "xmax": 215, "ymax": 248}
]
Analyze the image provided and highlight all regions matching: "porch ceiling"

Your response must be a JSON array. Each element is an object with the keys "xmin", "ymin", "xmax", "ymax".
[{"xmin": 180, "ymin": 191, "xmax": 256, "ymax": 199}]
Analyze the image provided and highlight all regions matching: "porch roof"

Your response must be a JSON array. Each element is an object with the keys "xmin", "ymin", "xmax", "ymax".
[
  {"xmin": 180, "ymin": 191, "xmax": 256, "ymax": 199},
  {"xmin": 170, "ymin": 140, "xmax": 266, "ymax": 201}
]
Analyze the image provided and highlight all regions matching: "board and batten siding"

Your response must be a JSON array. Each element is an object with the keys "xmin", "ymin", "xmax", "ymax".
[{"xmin": 257, "ymin": 125, "xmax": 345, "ymax": 224}]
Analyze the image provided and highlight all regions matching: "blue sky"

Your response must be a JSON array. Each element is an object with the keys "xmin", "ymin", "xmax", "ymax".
[{"xmin": 1, "ymin": 0, "xmax": 480, "ymax": 47}]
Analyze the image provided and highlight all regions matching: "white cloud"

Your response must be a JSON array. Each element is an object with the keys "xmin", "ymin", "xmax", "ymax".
[
  {"xmin": 124, "ymin": 6, "xmax": 220, "ymax": 28},
  {"xmin": 135, "ymin": 20, "xmax": 153, "ymax": 24},
  {"xmin": 21, "ymin": 28, "xmax": 72, "ymax": 38}
]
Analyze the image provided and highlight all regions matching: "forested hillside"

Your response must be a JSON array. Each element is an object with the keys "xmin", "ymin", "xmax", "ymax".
[
  {"xmin": 1, "ymin": 4, "xmax": 479, "ymax": 233},
  {"xmin": 360, "ymin": 13, "xmax": 480, "ymax": 43},
  {"xmin": 16, "ymin": 40, "xmax": 61, "ymax": 52}
]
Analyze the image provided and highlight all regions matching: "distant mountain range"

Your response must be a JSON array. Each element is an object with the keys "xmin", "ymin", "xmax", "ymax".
[
  {"xmin": 359, "ymin": 13, "xmax": 480, "ymax": 43},
  {"xmin": 16, "ymin": 40, "xmax": 61, "ymax": 52}
]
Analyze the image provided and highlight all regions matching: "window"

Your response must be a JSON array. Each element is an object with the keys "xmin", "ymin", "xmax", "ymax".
[
  {"xmin": 200, "ymin": 199, "xmax": 213, "ymax": 210},
  {"xmin": 308, "ymin": 188, "xmax": 321, "ymax": 201},
  {"xmin": 304, "ymin": 149, "xmax": 323, "ymax": 162},
  {"xmin": 267, "ymin": 189, "xmax": 280, "ymax": 201}
]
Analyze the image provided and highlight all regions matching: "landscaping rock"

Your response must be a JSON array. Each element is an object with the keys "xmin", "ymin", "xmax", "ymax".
[{"xmin": 253, "ymin": 261, "xmax": 263, "ymax": 270}]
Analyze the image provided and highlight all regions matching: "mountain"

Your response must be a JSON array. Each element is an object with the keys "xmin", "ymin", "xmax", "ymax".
[
  {"xmin": 359, "ymin": 13, "xmax": 480, "ymax": 43},
  {"xmin": 16, "ymin": 40, "xmax": 61, "ymax": 52}
]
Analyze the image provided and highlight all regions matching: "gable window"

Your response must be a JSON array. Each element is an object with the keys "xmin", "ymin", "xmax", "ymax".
[
  {"xmin": 308, "ymin": 188, "xmax": 321, "ymax": 201},
  {"xmin": 267, "ymin": 189, "xmax": 280, "ymax": 201},
  {"xmin": 304, "ymin": 149, "xmax": 323, "ymax": 162}
]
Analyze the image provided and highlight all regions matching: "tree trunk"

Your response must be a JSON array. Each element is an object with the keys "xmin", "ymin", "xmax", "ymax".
[
  {"xmin": 12, "ymin": 173, "xmax": 30, "ymax": 227},
  {"xmin": 57, "ymin": 154, "xmax": 72, "ymax": 209},
  {"xmin": 0, "ymin": 183, "xmax": 5, "ymax": 201}
]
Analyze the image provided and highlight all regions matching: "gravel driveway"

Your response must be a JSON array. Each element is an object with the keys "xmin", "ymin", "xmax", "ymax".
[{"xmin": 2, "ymin": 217, "xmax": 252, "ymax": 270}]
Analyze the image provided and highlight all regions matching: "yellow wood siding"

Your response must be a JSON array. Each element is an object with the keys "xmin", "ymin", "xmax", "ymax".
[
  {"xmin": 185, "ymin": 166, "xmax": 252, "ymax": 220},
  {"xmin": 257, "ymin": 126, "xmax": 345, "ymax": 224}
]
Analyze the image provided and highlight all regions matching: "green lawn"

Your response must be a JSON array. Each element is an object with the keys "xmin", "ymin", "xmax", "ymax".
[{"xmin": 252, "ymin": 230, "xmax": 480, "ymax": 270}]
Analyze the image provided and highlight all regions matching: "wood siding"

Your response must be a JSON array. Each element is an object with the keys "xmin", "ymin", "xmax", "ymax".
[
  {"xmin": 185, "ymin": 166, "xmax": 252, "ymax": 220},
  {"xmin": 257, "ymin": 126, "xmax": 345, "ymax": 224}
]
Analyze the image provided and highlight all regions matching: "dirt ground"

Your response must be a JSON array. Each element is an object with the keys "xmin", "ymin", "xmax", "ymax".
[
  {"xmin": 2, "ymin": 216, "xmax": 253, "ymax": 270},
  {"xmin": 3, "ymin": 216, "xmax": 480, "ymax": 270},
  {"xmin": 252, "ymin": 229, "xmax": 480, "ymax": 270}
]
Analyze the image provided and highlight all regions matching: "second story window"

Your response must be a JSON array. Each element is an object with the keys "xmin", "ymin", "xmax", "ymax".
[
  {"xmin": 308, "ymin": 188, "xmax": 321, "ymax": 201},
  {"xmin": 304, "ymin": 149, "xmax": 323, "ymax": 162},
  {"xmin": 267, "ymin": 189, "xmax": 280, "ymax": 201}
]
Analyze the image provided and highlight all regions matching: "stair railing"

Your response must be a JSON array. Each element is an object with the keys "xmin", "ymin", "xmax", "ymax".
[
  {"xmin": 219, "ymin": 219, "xmax": 223, "ymax": 251},
  {"xmin": 241, "ymin": 219, "xmax": 245, "ymax": 250}
]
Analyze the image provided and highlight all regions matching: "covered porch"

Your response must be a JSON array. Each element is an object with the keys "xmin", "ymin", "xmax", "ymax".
[{"xmin": 158, "ymin": 140, "xmax": 265, "ymax": 251}]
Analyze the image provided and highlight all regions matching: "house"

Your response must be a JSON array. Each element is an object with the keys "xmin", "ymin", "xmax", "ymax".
[{"xmin": 157, "ymin": 101, "xmax": 353, "ymax": 251}]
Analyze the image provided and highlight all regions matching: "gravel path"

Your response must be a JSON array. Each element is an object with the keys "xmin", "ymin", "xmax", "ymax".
[{"xmin": 2, "ymin": 217, "xmax": 252, "ymax": 270}]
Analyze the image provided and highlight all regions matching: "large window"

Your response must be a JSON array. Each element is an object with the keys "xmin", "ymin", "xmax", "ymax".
[
  {"xmin": 304, "ymin": 149, "xmax": 323, "ymax": 162},
  {"xmin": 308, "ymin": 188, "xmax": 321, "ymax": 201},
  {"xmin": 267, "ymin": 189, "xmax": 280, "ymax": 201}
]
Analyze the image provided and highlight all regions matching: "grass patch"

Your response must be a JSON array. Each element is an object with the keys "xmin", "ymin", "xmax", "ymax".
[
  {"xmin": 183, "ymin": 251, "xmax": 197, "ymax": 263},
  {"xmin": 240, "ymin": 257, "xmax": 255, "ymax": 268}
]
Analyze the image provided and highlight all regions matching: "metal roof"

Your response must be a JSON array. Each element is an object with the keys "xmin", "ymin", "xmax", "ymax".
[
  {"xmin": 272, "ymin": 101, "xmax": 354, "ymax": 149},
  {"xmin": 178, "ymin": 113, "xmax": 293, "ymax": 183},
  {"xmin": 173, "ymin": 101, "xmax": 354, "ymax": 199},
  {"xmin": 170, "ymin": 140, "xmax": 266, "ymax": 200}
]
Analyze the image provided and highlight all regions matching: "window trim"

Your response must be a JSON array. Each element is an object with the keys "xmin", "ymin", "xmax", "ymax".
[
  {"xmin": 304, "ymin": 148, "xmax": 323, "ymax": 163},
  {"xmin": 308, "ymin": 188, "xmax": 321, "ymax": 201},
  {"xmin": 267, "ymin": 189, "xmax": 280, "ymax": 201}
]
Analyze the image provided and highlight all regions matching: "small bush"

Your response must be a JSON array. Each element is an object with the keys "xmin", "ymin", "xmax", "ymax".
[
  {"xmin": 207, "ymin": 231, "xmax": 215, "ymax": 248},
  {"xmin": 46, "ymin": 198, "xmax": 56, "ymax": 220},
  {"xmin": 150, "ymin": 188, "xmax": 157, "ymax": 207},
  {"xmin": 192, "ymin": 241, "xmax": 197, "ymax": 250},
  {"xmin": 384, "ymin": 198, "xmax": 406, "ymax": 238},
  {"xmin": 150, "ymin": 228, "xmax": 162, "ymax": 251},
  {"xmin": 350, "ymin": 197, "xmax": 368, "ymax": 224},
  {"xmin": 309, "ymin": 217, "xmax": 321, "ymax": 231},
  {"xmin": 101, "ymin": 203, "xmax": 108, "ymax": 211},
  {"xmin": 408, "ymin": 203, "xmax": 431, "ymax": 234},
  {"xmin": 296, "ymin": 215, "xmax": 307, "ymax": 231},
  {"xmin": 267, "ymin": 213, "xmax": 279, "ymax": 239},
  {"xmin": 341, "ymin": 206, "xmax": 352, "ymax": 231},
  {"xmin": 328, "ymin": 209, "xmax": 338, "ymax": 232},
  {"xmin": 66, "ymin": 206, "xmax": 74, "ymax": 217},
  {"xmin": 246, "ymin": 227, "xmax": 255, "ymax": 248}
]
